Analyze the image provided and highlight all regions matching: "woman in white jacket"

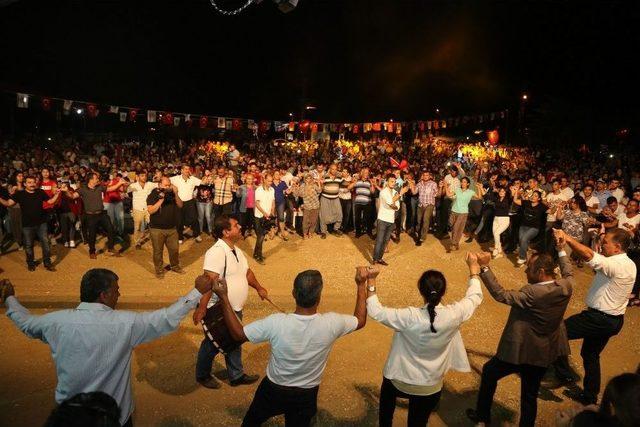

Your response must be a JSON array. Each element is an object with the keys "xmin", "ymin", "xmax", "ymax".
[{"xmin": 366, "ymin": 253, "xmax": 484, "ymax": 426}]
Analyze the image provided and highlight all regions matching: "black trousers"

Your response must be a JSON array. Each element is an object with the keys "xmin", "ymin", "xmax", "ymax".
[
  {"xmin": 177, "ymin": 199, "xmax": 200, "ymax": 240},
  {"xmin": 84, "ymin": 212, "xmax": 115, "ymax": 255},
  {"xmin": 242, "ymin": 377, "xmax": 319, "ymax": 427},
  {"xmin": 505, "ymin": 214, "xmax": 522, "ymax": 253},
  {"xmin": 379, "ymin": 377, "xmax": 441, "ymax": 427},
  {"xmin": 122, "ymin": 417, "xmax": 133, "ymax": 427},
  {"xmin": 553, "ymin": 309, "xmax": 624, "ymax": 404},
  {"xmin": 353, "ymin": 203, "xmax": 374, "ymax": 235},
  {"xmin": 213, "ymin": 202, "xmax": 233, "ymax": 217},
  {"xmin": 436, "ymin": 197, "xmax": 452, "ymax": 236},
  {"xmin": 475, "ymin": 356, "xmax": 547, "ymax": 427},
  {"xmin": 240, "ymin": 208, "xmax": 255, "ymax": 235},
  {"xmin": 340, "ymin": 198, "xmax": 353, "ymax": 231},
  {"xmin": 253, "ymin": 217, "xmax": 266, "ymax": 259}
]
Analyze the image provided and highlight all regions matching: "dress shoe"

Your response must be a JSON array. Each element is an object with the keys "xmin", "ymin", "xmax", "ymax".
[
  {"xmin": 375, "ymin": 259, "xmax": 389, "ymax": 266},
  {"xmin": 197, "ymin": 376, "xmax": 222, "ymax": 389},
  {"xmin": 155, "ymin": 271, "xmax": 165, "ymax": 279},
  {"xmin": 230, "ymin": 374, "xmax": 260, "ymax": 387},
  {"xmin": 44, "ymin": 264, "xmax": 56, "ymax": 272},
  {"xmin": 171, "ymin": 267, "xmax": 187, "ymax": 275},
  {"xmin": 563, "ymin": 388, "xmax": 596, "ymax": 406},
  {"xmin": 334, "ymin": 230, "xmax": 343, "ymax": 236},
  {"xmin": 465, "ymin": 408, "xmax": 487, "ymax": 425},
  {"xmin": 415, "ymin": 241, "xmax": 422, "ymax": 247},
  {"xmin": 28, "ymin": 265, "xmax": 36, "ymax": 272},
  {"xmin": 541, "ymin": 375, "xmax": 575, "ymax": 389}
]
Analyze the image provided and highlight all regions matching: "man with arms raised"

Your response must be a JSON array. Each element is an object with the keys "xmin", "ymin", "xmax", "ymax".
[
  {"xmin": 0, "ymin": 270, "xmax": 215, "ymax": 427},
  {"xmin": 211, "ymin": 265, "xmax": 370, "ymax": 426}
]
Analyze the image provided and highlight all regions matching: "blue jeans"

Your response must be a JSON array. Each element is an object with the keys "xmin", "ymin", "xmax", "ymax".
[
  {"xmin": 518, "ymin": 226, "xmax": 539, "ymax": 260},
  {"xmin": 104, "ymin": 202, "xmax": 124, "ymax": 236},
  {"xmin": 373, "ymin": 219, "xmax": 395, "ymax": 262},
  {"xmin": 197, "ymin": 202, "xmax": 214, "ymax": 235},
  {"xmin": 22, "ymin": 223, "xmax": 51, "ymax": 267},
  {"xmin": 195, "ymin": 310, "xmax": 244, "ymax": 382}
]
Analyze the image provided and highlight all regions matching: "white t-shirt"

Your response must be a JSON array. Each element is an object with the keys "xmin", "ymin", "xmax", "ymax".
[
  {"xmin": 170, "ymin": 175, "xmax": 201, "ymax": 202},
  {"xmin": 546, "ymin": 192, "xmax": 568, "ymax": 222},
  {"xmin": 586, "ymin": 252, "xmax": 637, "ymax": 316},
  {"xmin": 378, "ymin": 187, "xmax": 399, "ymax": 223},
  {"xmin": 203, "ymin": 239, "xmax": 249, "ymax": 311},
  {"xmin": 617, "ymin": 212, "xmax": 640, "ymax": 232},
  {"xmin": 584, "ymin": 195, "xmax": 600, "ymax": 212},
  {"xmin": 244, "ymin": 312, "xmax": 358, "ymax": 388},
  {"xmin": 561, "ymin": 186, "xmax": 575, "ymax": 200},
  {"xmin": 128, "ymin": 181, "xmax": 157, "ymax": 211},
  {"xmin": 611, "ymin": 188, "xmax": 625, "ymax": 203},
  {"xmin": 254, "ymin": 186, "xmax": 275, "ymax": 219}
]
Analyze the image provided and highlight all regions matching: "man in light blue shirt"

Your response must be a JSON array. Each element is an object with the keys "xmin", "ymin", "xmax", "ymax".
[{"xmin": 1, "ymin": 270, "xmax": 213, "ymax": 426}]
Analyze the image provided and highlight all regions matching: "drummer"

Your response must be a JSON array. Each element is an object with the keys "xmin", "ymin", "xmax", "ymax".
[{"xmin": 193, "ymin": 214, "xmax": 270, "ymax": 389}]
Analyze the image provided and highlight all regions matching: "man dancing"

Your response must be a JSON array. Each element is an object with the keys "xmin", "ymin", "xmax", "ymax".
[
  {"xmin": 193, "ymin": 215, "xmax": 268, "ymax": 388},
  {"xmin": 211, "ymin": 265, "xmax": 371, "ymax": 426}
]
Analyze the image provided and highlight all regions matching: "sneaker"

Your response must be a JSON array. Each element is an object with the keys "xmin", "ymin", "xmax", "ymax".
[
  {"xmin": 195, "ymin": 236, "xmax": 203, "ymax": 243},
  {"xmin": 465, "ymin": 409, "xmax": 485, "ymax": 425},
  {"xmin": 320, "ymin": 233, "xmax": 327, "ymax": 239},
  {"xmin": 493, "ymin": 252, "xmax": 503, "ymax": 259},
  {"xmin": 334, "ymin": 230, "xmax": 343, "ymax": 237},
  {"xmin": 155, "ymin": 271, "xmax": 165, "ymax": 279},
  {"xmin": 135, "ymin": 243, "xmax": 142, "ymax": 250},
  {"xmin": 465, "ymin": 235, "xmax": 474, "ymax": 243},
  {"xmin": 197, "ymin": 376, "xmax": 221, "ymax": 389},
  {"xmin": 69, "ymin": 241, "xmax": 76, "ymax": 248},
  {"xmin": 179, "ymin": 240, "xmax": 184, "ymax": 245},
  {"xmin": 64, "ymin": 242, "xmax": 69, "ymax": 248},
  {"xmin": 108, "ymin": 250, "xmax": 122, "ymax": 257},
  {"xmin": 230, "ymin": 374, "xmax": 260, "ymax": 387},
  {"xmin": 517, "ymin": 258, "xmax": 527, "ymax": 265}
]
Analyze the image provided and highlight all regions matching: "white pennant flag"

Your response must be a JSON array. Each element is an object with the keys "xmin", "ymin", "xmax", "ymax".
[
  {"xmin": 174, "ymin": 117, "xmax": 180, "ymax": 127},
  {"xmin": 109, "ymin": 106, "xmax": 119, "ymax": 114},
  {"xmin": 147, "ymin": 110, "xmax": 157, "ymax": 123},
  {"xmin": 217, "ymin": 117, "xmax": 226, "ymax": 129},
  {"xmin": 119, "ymin": 112, "xmax": 127, "ymax": 122},
  {"xmin": 17, "ymin": 93, "xmax": 29, "ymax": 108}
]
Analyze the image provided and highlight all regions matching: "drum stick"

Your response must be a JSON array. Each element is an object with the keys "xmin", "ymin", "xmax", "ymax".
[{"xmin": 264, "ymin": 296, "xmax": 286, "ymax": 313}]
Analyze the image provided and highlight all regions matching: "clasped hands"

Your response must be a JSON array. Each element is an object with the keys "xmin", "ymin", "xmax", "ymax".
[
  {"xmin": 355, "ymin": 265, "xmax": 379, "ymax": 286},
  {"xmin": 465, "ymin": 252, "xmax": 491, "ymax": 275}
]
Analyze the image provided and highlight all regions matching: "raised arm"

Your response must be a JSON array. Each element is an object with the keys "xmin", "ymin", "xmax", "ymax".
[
  {"xmin": 212, "ymin": 278, "xmax": 248, "ymax": 343},
  {"xmin": 130, "ymin": 275, "xmax": 212, "ymax": 346},
  {"xmin": 476, "ymin": 252, "xmax": 533, "ymax": 308},
  {"xmin": 366, "ymin": 265, "xmax": 422, "ymax": 331},
  {"xmin": 353, "ymin": 266, "xmax": 369, "ymax": 330},
  {"xmin": 2, "ymin": 280, "xmax": 47, "ymax": 341},
  {"xmin": 553, "ymin": 228, "xmax": 594, "ymax": 261}
]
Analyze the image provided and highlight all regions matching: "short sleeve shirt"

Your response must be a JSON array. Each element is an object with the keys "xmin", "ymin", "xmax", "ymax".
[
  {"xmin": 244, "ymin": 312, "xmax": 358, "ymax": 388},
  {"xmin": 203, "ymin": 240, "xmax": 249, "ymax": 311},
  {"xmin": 254, "ymin": 186, "xmax": 275, "ymax": 219}
]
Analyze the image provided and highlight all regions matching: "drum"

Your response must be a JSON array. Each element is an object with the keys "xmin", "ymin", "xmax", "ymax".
[{"xmin": 201, "ymin": 301, "xmax": 242, "ymax": 354}]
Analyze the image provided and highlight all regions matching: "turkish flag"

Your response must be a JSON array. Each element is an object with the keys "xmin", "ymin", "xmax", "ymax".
[
  {"xmin": 372, "ymin": 122, "xmax": 381, "ymax": 132},
  {"xmin": 233, "ymin": 119, "xmax": 242, "ymax": 130},
  {"xmin": 87, "ymin": 104, "xmax": 98, "ymax": 118},
  {"xmin": 41, "ymin": 98, "xmax": 52, "ymax": 111},
  {"xmin": 163, "ymin": 112, "xmax": 173, "ymax": 126},
  {"xmin": 129, "ymin": 109, "xmax": 138, "ymax": 122},
  {"xmin": 199, "ymin": 116, "xmax": 208, "ymax": 129}
]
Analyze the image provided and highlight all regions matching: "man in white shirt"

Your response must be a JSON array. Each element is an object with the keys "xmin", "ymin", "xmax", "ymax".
[
  {"xmin": 170, "ymin": 165, "xmax": 202, "ymax": 244},
  {"xmin": 560, "ymin": 176, "xmax": 575, "ymax": 200},
  {"xmin": 609, "ymin": 179, "xmax": 625, "ymax": 204},
  {"xmin": 551, "ymin": 228, "xmax": 637, "ymax": 405},
  {"xmin": 616, "ymin": 199, "xmax": 639, "ymax": 235},
  {"xmin": 582, "ymin": 184, "xmax": 600, "ymax": 214},
  {"xmin": 127, "ymin": 171, "xmax": 157, "ymax": 249},
  {"xmin": 1, "ymin": 270, "xmax": 214, "ymax": 427},
  {"xmin": 373, "ymin": 175, "xmax": 408, "ymax": 266},
  {"xmin": 253, "ymin": 173, "xmax": 276, "ymax": 264},
  {"xmin": 193, "ymin": 215, "xmax": 268, "ymax": 389},
  {"xmin": 210, "ymin": 266, "xmax": 368, "ymax": 426}
]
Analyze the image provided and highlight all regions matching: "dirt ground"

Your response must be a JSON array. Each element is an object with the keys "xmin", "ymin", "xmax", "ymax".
[{"xmin": 1, "ymin": 231, "xmax": 639, "ymax": 427}]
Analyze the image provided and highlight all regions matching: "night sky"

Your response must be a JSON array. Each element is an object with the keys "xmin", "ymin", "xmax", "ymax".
[{"xmin": 1, "ymin": 0, "xmax": 638, "ymax": 123}]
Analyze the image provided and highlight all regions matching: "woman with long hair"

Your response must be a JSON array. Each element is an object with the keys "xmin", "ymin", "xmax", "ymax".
[
  {"xmin": 491, "ymin": 186, "xmax": 512, "ymax": 258},
  {"xmin": 557, "ymin": 195, "xmax": 591, "ymax": 267},
  {"xmin": 512, "ymin": 188, "xmax": 547, "ymax": 265},
  {"xmin": 366, "ymin": 255, "xmax": 484, "ymax": 426},
  {"xmin": 445, "ymin": 176, "xmax": 483, "ymax": 251}
]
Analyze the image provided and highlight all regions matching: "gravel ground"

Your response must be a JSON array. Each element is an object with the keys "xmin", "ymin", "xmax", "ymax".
[{"xmin": 1, "ymin": 232, "xmax": 638, "ymax": 426}]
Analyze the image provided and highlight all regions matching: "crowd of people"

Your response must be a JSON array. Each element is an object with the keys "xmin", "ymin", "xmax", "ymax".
[{"xmin": 1, "ymin": 133, "xmax": 640, "ymax": 426}]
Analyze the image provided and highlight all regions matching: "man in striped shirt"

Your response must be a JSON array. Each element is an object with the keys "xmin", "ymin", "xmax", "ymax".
[
  {"xmin": 413, "ymin": 171, "xmax": 439, "ymax": 246},
  {"xmin": 319, "ymin": 163, "xmax": 344, "ymax": 239},
  {"xmin": 350, "ymin": 167, "xmax": 376, "ymax": 238},
  {"xmin": 213, "ymin": 167, "xmax": 235, "ymax": 216}
]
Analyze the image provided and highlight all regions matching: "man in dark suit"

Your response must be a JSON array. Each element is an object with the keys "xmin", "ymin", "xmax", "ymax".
[{"xmin": 466, "ymin": 247, "xmax": 574, "ymax": 427}]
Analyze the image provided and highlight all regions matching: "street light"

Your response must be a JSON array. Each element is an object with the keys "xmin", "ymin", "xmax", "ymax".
[
  {"xmin": 522, "ymin": 94, "xmax": 528, "ymax": 101},
  {"xmin": 305, "ymin": 105, "xmax": 316, "ymax": 110}
]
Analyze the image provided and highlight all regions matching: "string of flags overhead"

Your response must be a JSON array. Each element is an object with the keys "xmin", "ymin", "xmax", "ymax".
[{"xmin": 12, "ymin": 91, "xmax": 507, "ymax": 134}]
